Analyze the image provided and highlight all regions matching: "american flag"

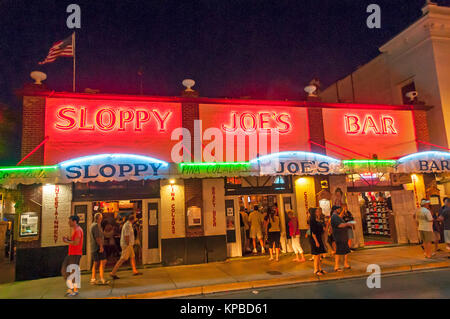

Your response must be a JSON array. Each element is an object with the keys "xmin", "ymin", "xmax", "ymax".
[{"xmin": 38, "ymin": 34, "xmax": 74, "ymax": 65}]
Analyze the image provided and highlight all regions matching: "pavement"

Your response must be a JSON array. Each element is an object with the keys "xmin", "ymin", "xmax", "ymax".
[
  {"xmin": 0, "ymin": 244, "xmax": 448, "ymax": 299},
  {"xmin": 190, "ymin": 268, "xmax": 450, "ymax": 299}
]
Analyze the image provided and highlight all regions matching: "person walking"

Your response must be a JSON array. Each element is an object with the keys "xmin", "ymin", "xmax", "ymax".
[
  {"xmin": 415, "ymin": 199, "xmax": 434, "ymax": 258},
  {"xmin": 288, "ymin": 210, "xmax": 305, "ymax": 262},
  {"xmin": 90, "ymin": 213, "xmax": 108, "ymax": 285},
  {"xmin": 110, "ymin": 215, "xmax": 142, "ymax": 279},
  {"xmin": 438, "ymin": 198, "xmax": 450, "ymax": 254},
  {"xmin": 267, "ymin": 208, "xmax": 281, "ymax": 261},
  {"xmin": 248, "ymin": 205, "xmax": 265, "ymax": 254},
  {"xmin": 330, "ymin": 206, "xmax": 353, "ymax": 271},
  {"xmin": 309, "ymin": 208, "xmax": 326, "ymax": 275},
  {"xmin": 61, "ymin": 215, "xmax": 84, "ymax": 297}
]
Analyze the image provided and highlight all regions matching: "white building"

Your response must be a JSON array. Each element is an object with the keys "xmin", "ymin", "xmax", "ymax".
[{"xmin": 322, "ymin": 2, "xmax": 450, "ymax": 149}]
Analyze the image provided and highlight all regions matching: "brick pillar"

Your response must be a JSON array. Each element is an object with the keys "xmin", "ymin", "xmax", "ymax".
[
  {"xmin": 412, "ymin": 110, "xmax": 431, "ymax": 152},
  {"xmin": 181, "ymin": 88, "xmax": 204, "ymax": 237},
  {"xmin": 307, "ymin": 107, "xmax": 326, "ymax": 155},
  {"xmin": 20, "ymin": 84, "xmax": 47, "ymax": 165}
]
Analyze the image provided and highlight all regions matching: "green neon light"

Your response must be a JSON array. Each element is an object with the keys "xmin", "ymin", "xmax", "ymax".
[
  {"xmin": 179, "ymin": 162, "xmax": 250, "ymax": 167},
  {"xmin": 0, "ymin": 165, "xmax": 58, "ymax": 172},
  {"xmin": 342, "ymin": 160, "xmax": 396, "ymax": 165}
]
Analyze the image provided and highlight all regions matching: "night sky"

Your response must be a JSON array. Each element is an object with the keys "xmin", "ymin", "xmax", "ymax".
[{"xmin": 0, "ymin": 0, "xmax": 449, "ymax": 164}]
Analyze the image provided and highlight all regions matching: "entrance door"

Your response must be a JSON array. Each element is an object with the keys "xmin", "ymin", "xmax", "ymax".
[
  {"xmin": 347, "ymin": 193, "xmax": 364, "ymax": 248},
  {"xmin": 71, "ymin": 202, "xmax": 92, "ymax": 271},
  {"xmin": 142, "ymin": 199, "xmax": 161, "ymax": 264},
  {"xmin": 391, "ymin": 190, "xmax": 419, "ymax": 244}
]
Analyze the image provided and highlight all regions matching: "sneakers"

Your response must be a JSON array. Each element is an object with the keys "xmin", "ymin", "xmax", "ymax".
[
  {"xmin": 261, "ymin": 248, "xmax": 266, "ymax": 254},
  {"xmin": 252, "ymin": 248, "xmax": 257, "ymax": 254},
  {"xmin": 65, "ymin": 289, "xmax": 79, "ymax": 297},
  {"xmin": 90, "ymin": 279, "xmax": 97, "ymax": 285}
]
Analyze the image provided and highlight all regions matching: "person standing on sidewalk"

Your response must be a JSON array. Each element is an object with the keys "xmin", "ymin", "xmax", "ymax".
[
  {"xmin": 309, "ymin": 208, "xmax": 326, "ymax": 275},
  {"xmin": 330, "ymin": 206, "xmax": 353, "ymax": 272},
  {"xmin": 61, "ymin": 215, "xmax": 83, "ymax": 297},
  {"xmin": 288, "ymin": 210, "xmax": 305, "ymax": 262},
  {"xmin": 415, "ymin": 199, "xmax": 434, "ymax": 259},
  {"xmin": 110, "ymin": 215, "xmax": 142, "ymax": 279},
  {"xmin": 90, "ymin": 213, "xmax": 108, "ymax": 285},
  {"xmin": 438, "ymin": 198, "xmax": 450, "ymax": 254},
  {"xmin": 267, "ymin": 208, "xmax": 281, "ymax": 261},
  {"xmin": 248, "ymin": 206, "xmax": 265, "ymax": 254}
]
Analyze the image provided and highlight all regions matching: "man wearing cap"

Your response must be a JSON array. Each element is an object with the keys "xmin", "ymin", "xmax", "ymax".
[{"xmin": 415, "ymin": 199, "xmax": 434, "ymax": 258}]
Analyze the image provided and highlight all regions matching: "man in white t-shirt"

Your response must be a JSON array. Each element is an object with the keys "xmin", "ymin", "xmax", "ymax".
[
  {"xmin": 110, "ymin": 215, "xmax": 142, "ymax": 279},
  {"xmin": 415, "ymin": 199, "xmax": 434, "ymax": 258},
  {"xmin": 248, "ymin": 205, "xmax": 265, "ymax": 254}
]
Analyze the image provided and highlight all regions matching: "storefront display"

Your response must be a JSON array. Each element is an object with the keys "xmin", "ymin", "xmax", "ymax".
[{"xmin": 19, "ymin": 212, "xmax": 39, "ymax": 237}]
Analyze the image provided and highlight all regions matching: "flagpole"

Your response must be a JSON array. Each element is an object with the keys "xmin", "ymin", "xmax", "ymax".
[{"xmin": 72, "ymin": 32, "xmax": 76, "ymax": 92}]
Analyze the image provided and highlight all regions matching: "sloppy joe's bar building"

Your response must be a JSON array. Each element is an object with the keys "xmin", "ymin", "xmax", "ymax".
[{"xmin": 1, "ymin": 82, "xmax": 447, "ymax": 281}]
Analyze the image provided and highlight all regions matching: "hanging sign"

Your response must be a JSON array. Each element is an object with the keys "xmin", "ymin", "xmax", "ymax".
[
  {"xmin": 59, "ymin": 154, "xmax": 170, "ymax": 183},
  {"xmin": 251, "ymin": 151, "xmax": 343, "ymax": 175},
  {"xmin": 396, "ymin": 151, "xmax": 450, "ymax": 173}
]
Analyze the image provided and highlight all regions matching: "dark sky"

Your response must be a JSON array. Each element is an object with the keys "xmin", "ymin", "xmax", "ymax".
[{"xmin": 0, "ymin": 0, "xmax": 448, "ymax": 164}]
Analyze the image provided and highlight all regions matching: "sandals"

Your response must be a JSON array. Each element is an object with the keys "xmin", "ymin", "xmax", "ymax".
[
  {"xmin": 334, "ymin": 268, "xmax": 343, "ymax": 272},
  {"xmin": 315, "ymin": 270, "xmax": 323, "ymax": 276},
  {"xmin": 344, "ymin": 266, "xmax": 351, "ymax": 270}
]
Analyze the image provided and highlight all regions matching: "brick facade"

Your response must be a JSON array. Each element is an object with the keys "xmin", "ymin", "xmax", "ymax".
[
  {"xmin": 307, "ymin": 107, "xmax": 326, "ymax": 155},
  {"xmin": 180, "ymin": 89, "xmax": 204, "ymax": 237},
  {"xmin": 21, "ymin": 95, "xmax": 46, "ymax": 165},
  {"xmin": 412, "ymin": 110, "xmax": 431, "ymax": 152}
]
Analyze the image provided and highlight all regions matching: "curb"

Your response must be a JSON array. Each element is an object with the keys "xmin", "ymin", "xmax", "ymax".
[{"xmin": 104, "ymin": 260, "xmax": 450, "ymax": 299}]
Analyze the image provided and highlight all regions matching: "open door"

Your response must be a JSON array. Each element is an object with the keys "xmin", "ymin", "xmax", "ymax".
[{"xmin": 391, "ymin": 190, "xmax": 419, "ymax": 244}]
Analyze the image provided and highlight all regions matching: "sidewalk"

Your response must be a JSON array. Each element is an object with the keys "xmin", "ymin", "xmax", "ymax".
[{"xmin": 0, "ymin": 244, "xmax": 448, "ymax": 299}]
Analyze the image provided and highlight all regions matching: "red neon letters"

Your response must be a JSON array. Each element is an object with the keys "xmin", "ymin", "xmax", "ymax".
[
  {"xmin": 55, "ymin": 106, "xmax": 172, "ymax": 132},
  {"xmin": 344, "ymin": 115, "xmax": 397, "ymax": 135},
  {"xmin": 221, "ymin": 111, "xmax": 292, "ymax": 133}
]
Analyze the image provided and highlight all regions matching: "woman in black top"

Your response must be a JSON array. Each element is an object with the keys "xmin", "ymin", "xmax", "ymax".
[{"xmin": 309, "ymin": 207, "xmax": 326, "ymax": 276}]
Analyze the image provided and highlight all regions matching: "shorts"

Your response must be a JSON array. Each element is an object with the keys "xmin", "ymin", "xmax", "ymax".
[
  {"xmin": 120, "ymin": 245, "xmax": 135, "ymax": 260},
  {"xmin": 444, "ymin": 230, "xmax": 450, "ymax": 244},
  {"xmin": 250, "ymin": 227, "xmax": 263, "ymax": 240},
  {"xmin": 419, "ymin": 230, "xmax": 433, "ymax": 243},
  {"xmin": 61, "ymin": 255, "xmax": 82, "ymax": 279},
  {"xmin": 268, "ymin": 231, "xmax": 281, "ymax": 249},
  {"xmin": 92, "ymin": 250, "xmax": 107, "ymax": 262}
]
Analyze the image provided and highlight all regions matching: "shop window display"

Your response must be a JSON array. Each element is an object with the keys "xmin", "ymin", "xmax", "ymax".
[{"xmin": 359, "ymin": 192, "xmax": 393, "ymax": 246}]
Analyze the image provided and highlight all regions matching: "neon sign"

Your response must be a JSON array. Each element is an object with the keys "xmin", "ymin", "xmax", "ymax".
[
  {"xmin": 221, "ymin": 111, "xmax": 292, "ymax": 133},
  {"xmin": 344, "ymin": 115, "xmax": 397, "ymax": 135},
  {"xmin": 55, "ymin": 106, "xmax": 172, "ymax": 132}
]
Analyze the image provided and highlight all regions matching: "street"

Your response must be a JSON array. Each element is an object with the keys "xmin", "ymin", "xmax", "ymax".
[{"xmin": 190, "ymin": 268, "xmax": 450, "ymax": 299}]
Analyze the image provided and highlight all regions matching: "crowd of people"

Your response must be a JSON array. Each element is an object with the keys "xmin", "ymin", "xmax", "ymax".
[
  {"xmin": 239, "ymin": 204, "xmax": 356, "ymax": 276},
  {"xmin": 59, "ymin": 196, "xmax": 450, "ymax": 297},
  {"xmin": 61, "ymin": 213, "xmax": 142, "ymax": 297},
  {"xmin": 415, "ymin": 198, "xmax": 450, "ymax": 258}
]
